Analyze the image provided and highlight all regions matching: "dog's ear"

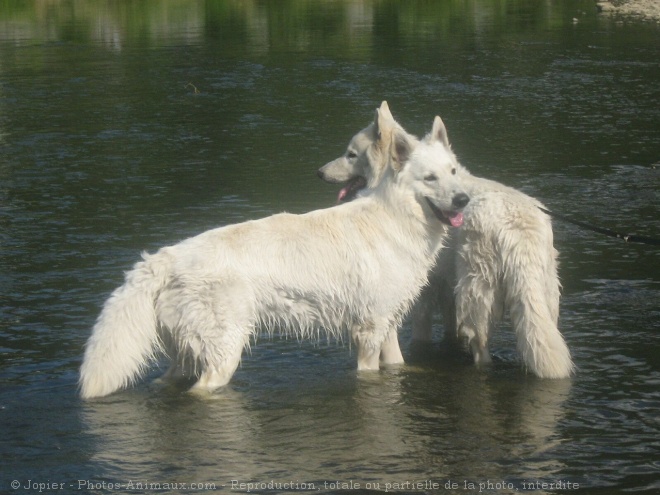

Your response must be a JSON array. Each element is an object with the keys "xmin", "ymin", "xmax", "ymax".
[
  {"xmin": 391, "ymin": 129, "xmax": 414, "ymax": 172},
  {"xmin": 374, "ymin": 101, "xmax": 396, "ymax": 140},
  {"xmin": 429, "ymin": 116, "xmax": 450, "ymax": 148},
  {"xmin": 378, "ymin": 101, "xmax": 394, "ymax": 121},
  {"xmin": 376, "ymin": 110, "xmax": 394, "ymax": 137}
]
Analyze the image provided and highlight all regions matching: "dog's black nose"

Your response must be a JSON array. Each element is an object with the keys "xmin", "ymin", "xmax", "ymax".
[{"xmin": 452, "ymin": 193, "xmax": 470, "ymax": 209}]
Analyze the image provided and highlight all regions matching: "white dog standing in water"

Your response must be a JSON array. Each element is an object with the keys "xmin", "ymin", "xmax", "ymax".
[
  {"xmin": 79, "ymin": 102, "xmax": 469, "ymax": 399},
  {"xmin": 319, "ymin": 104, "xmax": 573, "ymax": 379}
]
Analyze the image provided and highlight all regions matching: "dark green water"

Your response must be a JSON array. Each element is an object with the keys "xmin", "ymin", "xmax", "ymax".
[{"xmin": 1, "ymin": 1, "xmax": 658, "ymax": 494}]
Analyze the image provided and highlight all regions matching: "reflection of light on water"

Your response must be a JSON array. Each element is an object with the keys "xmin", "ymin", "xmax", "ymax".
[
  {"xmin": 0, "ymin": 83, "xmax": 5, "ymax": 147},
  {"xmin": 80, "ymin": 350, "xmax": 572, "ymax": 487},
  {"xmin": 0, "ymin": 1, "xmax": 207, "ymax": 50},
  {"xmin": 82, "ymin": 386, "xmax": 263, "ymax": 482},
  {"xmin": 397, "ymin": 362, "xmax": 573, "ymax": 482},
  {"xmin": 1, "ymin": 2, "xmax": 657, "ymax": 491}
]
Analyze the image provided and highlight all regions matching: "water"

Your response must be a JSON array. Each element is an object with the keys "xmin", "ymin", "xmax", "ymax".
[{"xmin": 1, "ymin": 1, "xmax": 659, "ymax": 493}]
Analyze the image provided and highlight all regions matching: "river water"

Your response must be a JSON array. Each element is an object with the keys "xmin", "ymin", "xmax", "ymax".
[{"xmin": 1, "ymin": 1, "xmax": 659, "ymax": 494}]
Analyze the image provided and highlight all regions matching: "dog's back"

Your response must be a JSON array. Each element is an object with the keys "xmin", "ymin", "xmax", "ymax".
[{"xmin": 80, "ymin": 106, "xmax": 469, "ymax": 398}]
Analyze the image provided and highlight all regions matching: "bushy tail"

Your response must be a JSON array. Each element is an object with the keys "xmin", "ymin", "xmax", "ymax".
[
  {"xmin": 503, "ymin": 226, "xmax": 574, "ymax": 379},
  {"xmin": 79, "ymin": 250, "xmax": 172, "ymax": 399}
]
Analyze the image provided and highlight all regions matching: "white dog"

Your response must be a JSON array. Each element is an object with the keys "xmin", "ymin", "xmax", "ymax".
[
  {"xmin": 318, "ymin": 105, "xmax": 573, "ymax": 379},
  {"xmin": 79, "ymin": 103, "xmax": 470, "ymax": 399}
]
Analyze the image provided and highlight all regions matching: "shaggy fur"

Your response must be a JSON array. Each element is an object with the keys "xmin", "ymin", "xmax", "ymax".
[
  {"xmin": 79, "ymin": 102, "xmax": 470, "ymax": 399},
  {"xmin": 318, "ymin": 105, "xmax": 573, "ymax": 379}
]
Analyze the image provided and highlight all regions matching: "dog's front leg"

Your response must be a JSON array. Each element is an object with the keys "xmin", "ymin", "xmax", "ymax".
[
  {"xmin": 352, "ymin": 320, "xmax": 389, "ymax": 370},
  {"xmin": 380, "ymin": 328, "xmax": 404, "ymax": 365}
]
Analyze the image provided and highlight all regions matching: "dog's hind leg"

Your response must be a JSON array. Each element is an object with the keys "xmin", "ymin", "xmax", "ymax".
[
  {"xmin": 157, "ymin": 362, "xmax": 184, "ymax": 382},
  {"xmin": 154, "ymin": 334, "xmax": 182, "ymax": 383},
  {"xmin": 192, "ymin": 349, "xmax": 243, "ymax": 393},
  {"xmin": 189, "ymin": 322, "xmax": 250, "ymax": 394},
  {"xmin": 158, "ymin": 339, "xmax": 199, "ymax": 383},
  {"xmin": 455, "ymin": 276, "xmax": 495, "ymax": 366},
  {"xmin": 174, "ymin": 282, "xmax": 254, "ymax": 394},
  {"xmin": 460, "ymin": 321, "xmax": 492, "ymax": 365},
  {"xmin": 455, "ymin": 232, "xmax": 501, "ymax": 367},
  {"xmin": 157, "ymin": 357, "xmax": 196, "ymax": 382}
]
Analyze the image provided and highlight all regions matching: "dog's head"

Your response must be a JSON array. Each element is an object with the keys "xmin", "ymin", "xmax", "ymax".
[
  {"xmin": 319, "ymin": 102, "xmax": 469, "ymax": 227},
  {"xmin": 393, "ymin": 116, "xmax": 469, "ymax": 227},
  {"xmin": 317, "ymin": 101, "xmax": 418, "ymax": 202}
]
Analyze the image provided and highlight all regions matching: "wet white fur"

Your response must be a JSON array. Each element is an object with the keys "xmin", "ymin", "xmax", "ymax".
[
  {"xmin": 79, "ymin": 105, "xmax": 469, "ymax": 399},
  {"xmin": 318, "ymin": 105, "xmax": 573, "ymax": 379}
]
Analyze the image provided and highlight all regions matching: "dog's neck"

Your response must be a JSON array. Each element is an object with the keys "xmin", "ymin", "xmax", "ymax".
[{"xmin": 370, "ymin": 176, "xmax": 450, "ymax": 259}]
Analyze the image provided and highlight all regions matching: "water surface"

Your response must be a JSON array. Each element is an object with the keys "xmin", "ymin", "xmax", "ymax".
[{"xmin": 1, "ymin": 1, "xmax": 659, "ymax": 494}]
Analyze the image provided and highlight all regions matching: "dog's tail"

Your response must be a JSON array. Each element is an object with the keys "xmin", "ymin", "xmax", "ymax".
[
  {"xmin": 79, "ymin": 250, "xmax": 173, "ymax": 399},
  {"xmin": 502, "ymin": 221, "xmax": 574, "ymax": 379}
]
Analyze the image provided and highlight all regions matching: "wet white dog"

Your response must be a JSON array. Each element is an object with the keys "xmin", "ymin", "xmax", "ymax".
[
  {"xmin": 79, "ymin": 103, "xmax": 469, "ymax": 399},
  {"xmin": 318, "ymin": 103, "xmax": 573, "ymax": 379}
]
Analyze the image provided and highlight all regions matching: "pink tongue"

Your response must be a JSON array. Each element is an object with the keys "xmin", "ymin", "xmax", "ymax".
[
  {"xmin": 337, "ymin": 186, "xmax": 350, "ymax": 203},
  {"xmin": 448, "ymin": 211, "xmax": 464, "ymax": 227}
]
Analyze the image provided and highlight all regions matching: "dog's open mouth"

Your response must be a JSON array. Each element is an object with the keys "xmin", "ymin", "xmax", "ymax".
[
  {"xmin": 425, "ymin": 197, "xmax": 464, "ymax": 227},
  {"xmin": 337, "ymin": 176, "xmax": 367, "ymax": 203}
]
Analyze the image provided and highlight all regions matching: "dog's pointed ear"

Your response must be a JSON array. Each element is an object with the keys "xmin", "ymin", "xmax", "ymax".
[
  {"xmin": 375, "ymin": 105, "xmax": 395, "ymax": 136},
  {"xmin": 374, "ymin": 108, "xmax": 396, "ymax": 151},
  {"xmin": 373, "ymin": 101, "xmax": 396, "ymax": 138},
  {"xmin": 379, "ymin": 101, "xmax": 394, "ymax": 121},
  {"xmin": 429, "ymin": 116, "xmax": 450, "ymax": 148},
  {"xmin": 391, "ymin": 129, "xmax": 414, "ymax": 172}
]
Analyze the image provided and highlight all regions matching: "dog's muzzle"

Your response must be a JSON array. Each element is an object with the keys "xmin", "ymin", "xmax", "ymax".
[
  {"xmin": 335, "ymin": 176, "xmax": 367, "ymax": 203},
  {"xmin": 426, "ymin": 193, "xmax": 469, "ymax": 227}
]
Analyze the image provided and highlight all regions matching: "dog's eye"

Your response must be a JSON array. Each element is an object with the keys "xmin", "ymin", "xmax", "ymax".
[
  {"xmin": 424, "ymin": 174, "xmax": 438, "ymax": 182},
  {"xmin": 451, "ymin": 168, "xmax": 457, "ymax": 175},
  {"xmin": 346, "ymin": 150, "xmax": 358, "ymax": 159}
]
